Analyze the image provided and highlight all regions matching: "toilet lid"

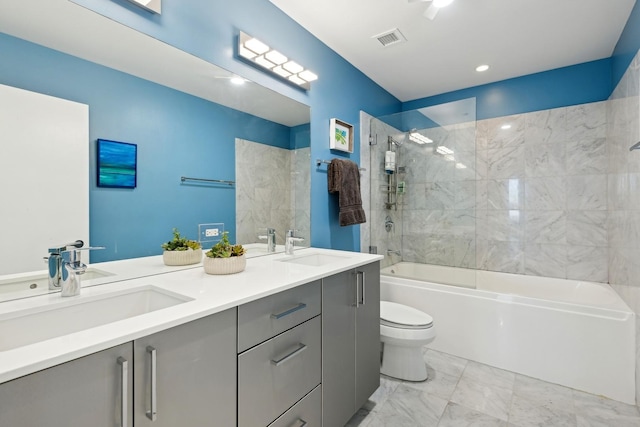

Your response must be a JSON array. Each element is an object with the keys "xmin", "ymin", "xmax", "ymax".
[{"xmin": 380, "ymin": 301, "xmax": 433, "ymax": 328}]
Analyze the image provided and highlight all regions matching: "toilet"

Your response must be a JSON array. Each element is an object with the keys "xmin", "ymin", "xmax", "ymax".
[{"xmin": 380, "ymin": 300, "xmax": 436, "ymax": 382}]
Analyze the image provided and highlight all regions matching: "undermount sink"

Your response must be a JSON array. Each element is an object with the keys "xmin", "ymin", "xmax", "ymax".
[
  {"xmin": 0, "ymin": 268, "xmax": 115, "ymax": 294},
  {"xmin": 0, "ymin": 286, "xmax": 192, "ymax": 351},
  {"xmin": 278, "ymin": 253, "xmax": 346, "ymax": 267}
]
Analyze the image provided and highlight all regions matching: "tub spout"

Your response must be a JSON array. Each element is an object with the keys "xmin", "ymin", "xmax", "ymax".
[{"xmin": 387, "ymin": 249, "xmax": 401, "ymax": 256}]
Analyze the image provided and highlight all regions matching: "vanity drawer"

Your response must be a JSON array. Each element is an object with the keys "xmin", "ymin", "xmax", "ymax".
[
  {"xmin": 238, "ymin": 316, "xmax": 321, "ymax": 427},
  {"xmin": 268, "ymin": 385, "xmax": 321, "ymax": 427},
  {"xmin": 238, "ymin": 280, "xmax": 320, "ymax": 352}
]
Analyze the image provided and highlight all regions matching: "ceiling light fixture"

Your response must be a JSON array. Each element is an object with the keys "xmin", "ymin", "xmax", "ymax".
[
  {"xmin": 501, "ymin": 124, "xmax": 512, "ymax": 130},
  {"xmin": 476, "ymin": 64, "xmax": 490, "ymax": 72},
  {"xmin": 238, "ymin": 31, "xmax": 318, "ymax": 90},
  {"xmin": 230, "ymin": 77, "xmax": 246, "ymax": 85}
]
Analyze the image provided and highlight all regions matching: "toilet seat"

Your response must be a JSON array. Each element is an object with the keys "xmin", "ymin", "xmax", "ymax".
[{"xmin": 380, "ymin": 301, "xmax": 433, "ymax": 330}]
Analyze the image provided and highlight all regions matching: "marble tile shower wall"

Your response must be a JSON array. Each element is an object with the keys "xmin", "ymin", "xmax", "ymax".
[
  {"xmin": 368, "ymin": 102, "xmax": 609, "ymax": 281},
  {"xmin": 607, "ymin": 51, "xmax": 640, "ymax": 407},
  {"xmin": 292, "ymin": 147, "xmax": 311, "ymax": 243},
  {"xmin": 608, "ymin": 54, "xmax": 640, "ymax": 299},
  {"xmin": 401, "ymin": 122, "xmax": 478, "ymax": 269},
  {"xmin": 235, "ymin": 139, "xmax": 294, "ymax": 245},
  {"xmin": 475, "ymin": 102, "xmax": 608, "ymax": 281}
]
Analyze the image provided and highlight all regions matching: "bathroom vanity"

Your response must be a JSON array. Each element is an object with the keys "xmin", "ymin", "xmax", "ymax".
[{"xmin": 0, "ymin": 248, "xmax": 382, "ymax": 427}]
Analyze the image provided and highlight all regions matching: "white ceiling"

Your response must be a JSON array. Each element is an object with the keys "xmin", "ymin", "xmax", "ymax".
[
  {"xmin": 270, "ymin": 0, "xmax": 637, "ymax": 102},
  {"xmin": 0, "ymin": 0, "xmax": 310, "ymax": 127}
]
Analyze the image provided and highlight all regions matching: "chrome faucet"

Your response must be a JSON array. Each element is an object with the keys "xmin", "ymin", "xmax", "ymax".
[
  {"xmin": 258, "ymin": 228, "xmax": 277, "ymax": 253},
  {"xmin": 387, "ymin": 249, "xmax": 401, "ymax": 257},
  {"xmin": 46, "ymin": 240, "xmax": 84, "ymax": 290},
  {"xmin": 45, "ymin": 241, "xmax": 104, "ymax": 296},
  {"xmin": 285, "ymin": 230, "xmax": 305, "ymax": 255}
]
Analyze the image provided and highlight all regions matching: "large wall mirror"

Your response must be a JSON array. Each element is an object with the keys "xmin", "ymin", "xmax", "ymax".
[{"xmin": 0, "ymin": 0, "xmax": 311, "ymax": 302}]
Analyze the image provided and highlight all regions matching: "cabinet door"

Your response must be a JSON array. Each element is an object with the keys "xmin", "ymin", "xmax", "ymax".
[
  {"xmin": 0, "ymin": 342, "xmax": 133, "ymax": 427},
  {"xmin": 355, "ymin": 261, "xmax": 381, "ymax": 409},
  {"xmin": 322, "ymin": 269, "xmax": 356, "ymax": 427},
  {"xmin": 134, "ymin": 308, "xmax": 237, "ymax": 427}
]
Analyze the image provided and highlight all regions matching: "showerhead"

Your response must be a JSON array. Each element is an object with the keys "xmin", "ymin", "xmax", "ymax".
[{"xmin": 388, "ymin": 136, "xmax": 403, "ymax": 146}]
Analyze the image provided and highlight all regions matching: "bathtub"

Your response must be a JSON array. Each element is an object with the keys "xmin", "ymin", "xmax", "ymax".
[{"xmin": 380, "ymin": 262, "xmax": 636, "ymax": 404}]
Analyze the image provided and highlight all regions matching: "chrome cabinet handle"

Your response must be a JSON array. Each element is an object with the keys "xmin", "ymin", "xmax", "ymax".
[
  {"xmin": 355, "ymin": 270, "xmax": 366, "ymax": 307},
  {"xmin": 288, "ymin": 419, "xmax": 307, "ymax": 427},
  {"xmin": 271, "ymin": 343, "xmax": 307, "ymax": 366},
  {"xmin": 117, "ymin": 357, "xmax": 128, "ymax": 427},
  {"xmin": 359, "ymin": 270, "xmax": 366, "ymax": 305},
  {"xmin": 146, "ymin": 346, "xmax": 157, "ymax": 421},
  {"xmin": 354, "ymin": 271, "xmax": 360, "ymax": 308},
  {"xmin": 271, "ymin": 302, "xmax": 307, "ymax": 319}
]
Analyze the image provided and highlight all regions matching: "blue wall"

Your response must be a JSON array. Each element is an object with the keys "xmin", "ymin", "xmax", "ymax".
[
  {"xmin": 613, "ymin": 0, "xmax": 640, "ymax": 88},
  {"xmin": 2, "ymin": 0, "xmax": 401, "ymax": 257},
  {"xmin": 0, "ymin": 32, "xmax": 295, "ymax": 262},
  {"xmin": 70, "ymin": 0, "xmax": 402, "ymax": 252},
  {"xmin": 403, "ymin": 58, "xmax": 613, "ymax": 120}
]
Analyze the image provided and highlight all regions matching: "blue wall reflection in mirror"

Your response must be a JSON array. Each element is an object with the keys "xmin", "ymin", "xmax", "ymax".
[{"xmin": 97, "ymin": 139, "xmax": 137, "ymax": 188}]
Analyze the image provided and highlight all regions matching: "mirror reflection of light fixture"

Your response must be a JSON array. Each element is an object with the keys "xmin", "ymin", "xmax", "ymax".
[
  {"xmin": 125, "ymin": 0, "xmax": 162, "ymax": 14},
  {"xmin": 436, "ymin": 145, "xmax": 454, "ymax": 155},
  {"xmin": 409, "ymin": 131, "xmax": 433, "ymax": 144},
  {"xmin": 238, "ymin": 31, "xmax": 318, "ymax": 90}
]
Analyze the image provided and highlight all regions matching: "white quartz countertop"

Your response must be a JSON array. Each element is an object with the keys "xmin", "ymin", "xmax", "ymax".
[{"xmin": 0, "ymin": 247, "xmax": 382, "ymax": 383}]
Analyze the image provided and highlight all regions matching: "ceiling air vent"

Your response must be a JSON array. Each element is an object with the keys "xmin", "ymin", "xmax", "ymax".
[{"xmin": 373, "ymin": 28, "xmax": 407, "ymax": 47}]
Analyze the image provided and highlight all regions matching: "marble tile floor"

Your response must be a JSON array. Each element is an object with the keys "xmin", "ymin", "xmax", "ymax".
[{"xmin": 346, "ymin": 349, "xmax": 640, "ymax": 427}]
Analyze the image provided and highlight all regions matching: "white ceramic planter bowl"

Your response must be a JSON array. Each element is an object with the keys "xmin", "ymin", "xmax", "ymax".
[
  {"xmin": 162, "ymin": 248, "xmax": 202, "ymax": 266},
  {"xmin": 203, "ymin": 255, "xmax": 246, "ymax": 275}
]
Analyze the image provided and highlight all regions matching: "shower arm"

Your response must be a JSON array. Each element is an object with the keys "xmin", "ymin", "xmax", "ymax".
[{"xmin": 629, "ymin": 141, "xmax": 640, "ymax": 151}]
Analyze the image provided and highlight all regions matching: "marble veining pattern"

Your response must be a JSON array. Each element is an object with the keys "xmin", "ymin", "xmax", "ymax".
[
  {"xmin": 364, "ymin": 97, "xmax": 619, "ymax": 284},
  {"xmin": 346, "ymin": 349, "xmax": 640, "ymax": 427},
  {"xmin": 607, "ymin": 51, "xmax": 640, "ymax": 402},
  {"xmin": 235, "ymin": 139, "xmax": 309, "ymax": 246}
]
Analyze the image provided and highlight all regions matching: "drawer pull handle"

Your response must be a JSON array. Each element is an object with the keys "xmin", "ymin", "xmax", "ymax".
[
  {"xmin": 289, "ymin": 419, "xmax": 307, "ymax": 427},
  {"xmin": 357, "ymin": 270, "xmax": 366, "ymax": 306},
  {"xmin": 271, "ymin": 343, "xmax": 307, "ymax": 366},
  {"xmin": 146, "ymin": 346, "xmax": 157, "ymax": 421},
  {"xmin": 271, "ymin": 302, "xmax": 307, "ymax": 320},
  {"xmin": 117, "ymin": 357, "xmax": 128, "ymax": 427}
]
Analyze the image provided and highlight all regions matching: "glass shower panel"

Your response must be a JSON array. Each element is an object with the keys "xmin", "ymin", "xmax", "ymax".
[{"xmin": 366, "ymin": 99, "xmax": 477, "ymax": 270}]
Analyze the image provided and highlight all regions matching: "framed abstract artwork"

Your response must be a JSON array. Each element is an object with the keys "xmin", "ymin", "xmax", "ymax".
[
  {"xmin": 97, "ymin": 139, "xmax": 137, "ymax": 188},
  {"xmin": 329, "ymin": 118, "xmax": 354, "ymax": 153}
]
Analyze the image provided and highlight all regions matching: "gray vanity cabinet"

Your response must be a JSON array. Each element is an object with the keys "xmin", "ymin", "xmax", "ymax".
[
  {"xmin": 237, "ymin": 280, "xmax": 322, "ymax": 427},
  {"xmin": 0, "ymin": 342, "xmax": 133, "ymax": 427},
  {"xmin": 134, "ymin": 307, "xmax": 237, "ymax": 427},
  {"xmin": 322, "ymin": 261, "xmax": 380, "ymax": 427}
]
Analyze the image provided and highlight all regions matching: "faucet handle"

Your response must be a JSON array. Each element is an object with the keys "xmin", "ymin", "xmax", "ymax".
[
  {"xmin": 61, "ymin": 246, "xmax": 105, "ymax": 263},
  {"xmin": 286, "ymin": 229, "xmax": 300, "ymax": 237},
  {"xmin": 49, "ymin": 240, "xmax": 84, "ymax": 254}
]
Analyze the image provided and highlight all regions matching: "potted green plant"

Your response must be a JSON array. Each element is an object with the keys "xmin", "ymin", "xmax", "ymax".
[
  {"xmin": 161, "ymin": 228, "xmax": 202, "ymax": 266},
  {"xmin": 203, "ymin": 231, "xmax": 246, "ymax": 274}
]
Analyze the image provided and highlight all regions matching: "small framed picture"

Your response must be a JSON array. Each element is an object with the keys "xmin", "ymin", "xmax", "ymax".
[
  {"xmin": 97, "ymin": 139, "xmax": 137, "ymax": 188},
  {"xmin": 329, "ymin": 118, "xmax": 354, "ymax": 153}
]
